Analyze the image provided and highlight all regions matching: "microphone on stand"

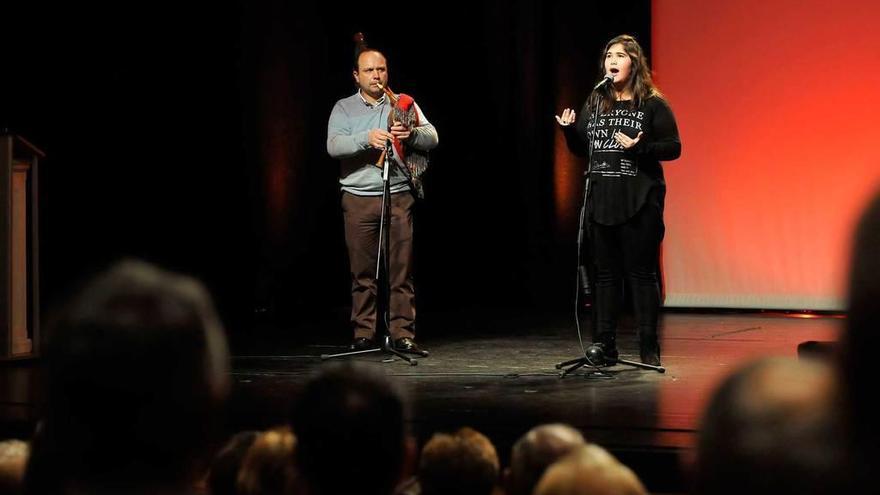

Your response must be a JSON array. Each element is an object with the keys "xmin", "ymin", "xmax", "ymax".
[{"xmin": 593, "ymin": 74, "xmax": 615, "ymax": 91}]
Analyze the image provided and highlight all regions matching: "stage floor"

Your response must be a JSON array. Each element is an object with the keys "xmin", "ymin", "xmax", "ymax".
[
  {"xmin": 227, "ymin": 310, "xmax": 841, "ymax": 490},
  {"xmin": 0, "ymin": 310, "xmax": 843, "ymax": 492}
]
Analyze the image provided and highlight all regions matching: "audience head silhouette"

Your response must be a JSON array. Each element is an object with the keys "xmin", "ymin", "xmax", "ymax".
[
  {"xmin": 534, "ymin": 443, "xmax": 647, "ymax": 495},
  {"xmin": 26, "ymin": 260, "xmax": 230, "ymax": 494},
  {"xmin": 694, "ymin": 356, "xmax": 841, "ymax": 495},
  {"xmin": 506, "ymin": 423, "xmax": 586, "ymax": 495},
  {"xmin": 291, "ymin": 361, "xmax": 410, "ymax": 495},
  {"xmin": 418, "ymin": 426, "xmax": 499, "ymax": 495}
]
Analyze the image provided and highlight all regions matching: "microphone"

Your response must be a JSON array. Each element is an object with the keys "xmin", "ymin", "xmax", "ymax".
[{"xmin": 593, "ymin": 74, "xmax": 614, "ymax": 91}]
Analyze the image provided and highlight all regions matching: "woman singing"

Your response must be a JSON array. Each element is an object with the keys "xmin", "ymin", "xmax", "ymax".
[{"xmin": 556, "ymin": 34, "xmax": 681, "ymax": 366}]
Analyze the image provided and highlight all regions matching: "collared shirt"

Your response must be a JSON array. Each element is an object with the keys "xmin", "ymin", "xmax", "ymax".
[{"xmin": 357, "ymin": 89, "xmax": 387, "ymax": 108}]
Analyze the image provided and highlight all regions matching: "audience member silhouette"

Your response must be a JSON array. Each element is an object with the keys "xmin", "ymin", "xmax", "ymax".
[
  {"xmin": 534, "ymin": 443, "xmax": 647, "ymax": 495},
  {"xmin": 236, "ymin": 426, "xmax": 298, "ymax": 495},
  {"xmin": 839, "ymin": 189, "xmax": 880, "ymax": 486},
  {"xmin": 417, "ymin": 427, "xmax": 500, "ymax": 495},
  {"xmin": 23, "ymin": 260, "xmax": 231, "ymax": 495},
  {"xmin": 291, "ymin": 362, "xmax": 414, "ymax": 495},
  {"xmin": 0, "ymin": 439, "xmax": 28, "ymax": 494},
  {"xmin": 505, "ymin": 423, "xmax": 586, "ymax": 495},
  {"xmin": 692, "ymin": 356, "xmax": 842, "ymax": 495},
  {"xmin": 208, "ymin": 430, "xmax": 260, "ymax": 495}
]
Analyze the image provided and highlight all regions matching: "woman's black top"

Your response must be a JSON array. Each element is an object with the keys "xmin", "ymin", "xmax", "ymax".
[{"xmin": 564, "ymin": 95, "xmax": 681, "ymax": 225}]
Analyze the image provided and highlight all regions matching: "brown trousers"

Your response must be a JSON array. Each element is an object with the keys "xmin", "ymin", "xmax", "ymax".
[{"xmin": 342, "ymin": 191, "xmax": 416, "ymax": 340}]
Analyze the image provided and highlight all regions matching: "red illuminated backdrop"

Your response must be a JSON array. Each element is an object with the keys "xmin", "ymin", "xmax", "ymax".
[{"xmin": 652, "ymin": 0, "xmax": 880, "ymax": 309}]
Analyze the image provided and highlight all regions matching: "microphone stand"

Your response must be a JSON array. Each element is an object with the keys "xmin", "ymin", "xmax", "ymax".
[{"xmin": 322, "ymin": 135, "xmax": 427, "ymax": 365}]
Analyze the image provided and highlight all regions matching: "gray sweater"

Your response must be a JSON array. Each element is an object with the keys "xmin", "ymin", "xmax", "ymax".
[{"xmin": 327, "ymin": 91, "xmax": 439, "ymax": 195}]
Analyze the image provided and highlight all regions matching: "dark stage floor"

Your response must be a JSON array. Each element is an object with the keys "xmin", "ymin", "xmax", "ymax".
[{"xmin": 0, "ymin": 310, "xmax": 842, "ymax": 492}]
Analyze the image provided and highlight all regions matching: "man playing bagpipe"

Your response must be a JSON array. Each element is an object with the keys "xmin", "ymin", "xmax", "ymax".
[{"xmin": 327, "ymin": 36, "xmax": 438, "ymax": 354}]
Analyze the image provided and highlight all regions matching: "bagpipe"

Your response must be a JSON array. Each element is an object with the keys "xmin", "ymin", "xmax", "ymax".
[{"xmin": 373, "ymin": 82, "xmax": 429, "ymax": 199}]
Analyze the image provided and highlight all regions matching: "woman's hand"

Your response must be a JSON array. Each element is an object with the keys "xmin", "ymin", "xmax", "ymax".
[
  {"xmin": 614, "ymin": 131, "xmax": 643, "ymax": 149},
  {"xmin": 555, "ymin": 108, "xmax": 576, "ymax": 126}
]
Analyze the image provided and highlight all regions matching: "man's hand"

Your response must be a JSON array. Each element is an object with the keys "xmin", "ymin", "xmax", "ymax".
[
  {"xmin": 368, "ymin": 128, "xmax": 395, "ymax": 149},
  {"xmin": 389, "ymin": 121, "xmax": 412, "ymax": 141}
]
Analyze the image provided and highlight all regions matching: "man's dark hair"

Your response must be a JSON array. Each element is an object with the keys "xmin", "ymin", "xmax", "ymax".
[
  {"xmin": 354, "ymin": 48, "xmax": 387, "ymax": 71},
  {"xmin": 291, "ymin": 362, "xmax": 408, "ymax": 495},
  {"xmin": 24, "ymin": 260, "xmax": 230, "ymax": 493}
]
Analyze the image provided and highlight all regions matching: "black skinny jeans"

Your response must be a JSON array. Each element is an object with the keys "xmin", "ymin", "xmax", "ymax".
[{"xmin": 590, "ymin": 195, "xmax": 665, "ymax": 346}]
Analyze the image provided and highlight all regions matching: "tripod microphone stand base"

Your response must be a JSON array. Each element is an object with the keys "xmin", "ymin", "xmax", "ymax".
[
  {"xmin": 556, "ymin": 345, "xmax": 666, "ymax": 378},
  {"xmin": 557, "ymin": 359, "xmax": 614, "ymax": 379},
  {"xmin": 613, "ymin": 357, "xmax": 665, "ymax": 373},
  {"xmin": 321, "ymin": 335, "xmax": 423, "ymax": 366}
]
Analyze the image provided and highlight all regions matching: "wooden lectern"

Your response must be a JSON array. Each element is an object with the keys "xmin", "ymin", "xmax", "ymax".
[{"xmin": 0, "ymin": 132, "xmax": 43, "ymax": 359}]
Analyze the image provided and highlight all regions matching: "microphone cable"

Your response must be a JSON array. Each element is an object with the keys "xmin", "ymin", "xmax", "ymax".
[{"xmin": 572, "ymin": 91, "xmax": 604, "ymax": 365}]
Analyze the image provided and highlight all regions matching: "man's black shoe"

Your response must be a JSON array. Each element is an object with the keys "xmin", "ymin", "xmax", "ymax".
[
  {"xmin": 393, "ymin": 337, "xmax": 427, "ymax": 356},
  {"xmin": 350, "ymin": 337, "xmax": 376, "ymax": 351}
]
